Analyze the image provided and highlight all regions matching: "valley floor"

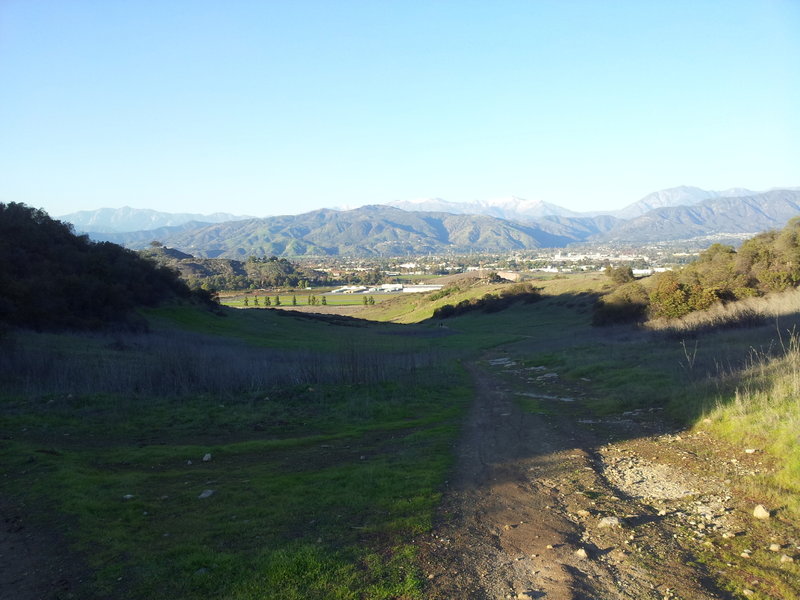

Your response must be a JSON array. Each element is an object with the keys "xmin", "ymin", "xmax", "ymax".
[{"xmin": 420, "ymin": 355, "xmax": 799, "ymax": 600}]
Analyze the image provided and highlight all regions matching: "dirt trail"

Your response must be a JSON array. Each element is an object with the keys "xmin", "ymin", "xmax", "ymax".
[{"xmin": 419, "ymin": 354, "xmax": 745, "ymax": 600}]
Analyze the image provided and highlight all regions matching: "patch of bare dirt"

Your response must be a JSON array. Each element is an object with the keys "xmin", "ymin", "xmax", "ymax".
[
  {"xmin": 0, "ymin": 497, "xmax": 85, "ymax": 600},
  {"xmin": 418, "ymin": 353, "xmax": 799, "ymax": 599}
]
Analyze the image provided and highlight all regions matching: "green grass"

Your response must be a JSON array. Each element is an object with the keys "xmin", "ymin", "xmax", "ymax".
[
  {"xmin": 700, "ymin": 339, "xmax": 800, "ymax": 517},
  {"xmin": 1, "ymin": 368, "xmax": 470, "ymax": 599},
  {"xmin": 0, "ymin": 302, "xmax": 479, "ymax": 599},
  {"xmin": 144, "ymin": 304, "xmax": 430, "ymax": 353},
  {"xmin": 358, "ymin": 282, "xmax": 513, "ymax": 323}
]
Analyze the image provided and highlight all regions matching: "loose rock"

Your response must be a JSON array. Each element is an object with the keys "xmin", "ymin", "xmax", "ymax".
[
  {"xmin": 753, "ymin": 504, "xmax": 771, "ymax": 520},
  {"xmin": 599, "ymin": 516, "xmax": 622, "ymax": 528},
  {"xmin": 202, "ymin": 453, "xmax": 212, "ymax": 462},
  {"xmin": 198, "ymin": 489, "xmax": 215, "ymax": 499},
  {"xmin": 781, "ymin": 554, "xmax": 795, "ymax": 563}
]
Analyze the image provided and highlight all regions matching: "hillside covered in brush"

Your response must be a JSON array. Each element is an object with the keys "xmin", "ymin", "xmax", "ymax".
[
  {"xmin": 0, "ymin": 203, "xmax": 201, "ymax": 330},
  {"xmin": 140, "ymin": 245, "xmax": 329, "ymax": 290},
  {"xmin": 595, "ymin": 217, "xmax": 800, "ymax": 324}
]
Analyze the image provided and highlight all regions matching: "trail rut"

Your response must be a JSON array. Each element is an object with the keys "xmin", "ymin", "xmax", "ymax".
[{"xmin": 419, "ymin": 354, "xmax": 741, "ymax": 600}]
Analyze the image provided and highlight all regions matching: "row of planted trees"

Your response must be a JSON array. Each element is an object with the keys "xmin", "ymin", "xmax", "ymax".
[
  {"xmin": 241, "ymin": 294, "xmax": 377, "ymax": 307},
  {"xmin": 594, "ymin": 217, "xmax": 800, "ymax": 324},
  {"xmin": 243, "ymin": 295, "xmax": 328, "ymax": 307}
]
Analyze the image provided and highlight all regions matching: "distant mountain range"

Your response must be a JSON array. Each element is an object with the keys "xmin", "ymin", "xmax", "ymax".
[
  {"xmin": 612, "ymin": 186, "xmax": 759, "ymax": 219},
  {"xmin": 77, "ymin": 188, "xmax": 800, "ymax": 257},
  {"xmin": 385, "ymin": 186, "xmax": 770, "ymax": 222},
  {"xmin": 92, "ymin": 207, "xmax": 587, "ymax": 257},
  {"xmin": 597, "ymin": 189, "xmax": 800, "ymax": 243},
  {"xmin": 60, "ymin": 187, "xmax": 799, "ymax": 257},
  {"xmin": 59, "ymin": 206, "xmax": 252, "ymax": 233}
]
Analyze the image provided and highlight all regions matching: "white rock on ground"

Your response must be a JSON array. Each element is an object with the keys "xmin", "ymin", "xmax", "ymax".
[{"xmin": 753, "ymin": 504, "xmax": 771, "ymax": 520}]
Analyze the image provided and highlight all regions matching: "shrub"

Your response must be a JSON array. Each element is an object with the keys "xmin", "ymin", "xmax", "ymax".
[
  {"xmin": 649, "ymin": 271, "xmax": 692, "ymax": 319},
  {"xmin": 592, "ymin": 282, "xmax": 649, "ymax": 325},
  {"xmin": 604, "ymin": 265, "xmax": 635, "ymax": 285},
  {"xmin": 432, "ymin": 284, "xmax": 541, "ymax": 319}
]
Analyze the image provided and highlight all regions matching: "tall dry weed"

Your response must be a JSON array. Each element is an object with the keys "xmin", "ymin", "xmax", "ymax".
[{"xmin": 0, "ymin": 330, "xmax": 440, "ymax": 398}]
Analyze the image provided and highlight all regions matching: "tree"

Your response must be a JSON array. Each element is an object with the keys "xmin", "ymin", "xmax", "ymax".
[
  {"xmin": 321, "ymin": 296, "xmax": 327, "ymax": 305},
  {"xmin": 649, "ymin": 271, "xmax": 692, "ymax": 319},
  {"xmin": 487, "ymin": 271, "xmax": 504, "ymax": 283},
  {"xmin": 292, "ymin": 295, "xmax": 297, "ymax": 306},
  {"xmin": 593, "ymin": 281, "xmax": 649, "ymax": 325},
  {"xmin": 604, "ymin": 265, "xmax": 635, "ymax": 285},
  {"xmin": 243, "ymin": 296, "xmax": 249, "ymax": 307},
  {"xmin": 274, "ymin": 296, "xmax": 281, "ymax": 306},
  {"xmin": 253, "ymin": 295, "xmax": 259, "ymax": 306},
  {"xmin": 264, "ymin": 296, "xmax": 271, "ymax": 306}
]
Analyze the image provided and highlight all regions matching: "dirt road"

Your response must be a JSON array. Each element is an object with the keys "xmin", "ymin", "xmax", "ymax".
[{"xmin": 418, "ymin": 353, "xmax": 787, "ymax": 600}]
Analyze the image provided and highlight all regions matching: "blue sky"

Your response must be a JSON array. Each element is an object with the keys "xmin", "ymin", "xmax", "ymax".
[{"xmin": 1, "ymin": 0, "xmax": 798, "ymax": 217}]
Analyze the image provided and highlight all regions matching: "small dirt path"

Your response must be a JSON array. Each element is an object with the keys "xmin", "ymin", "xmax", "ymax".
[{"xmin": 418, "ymin": 353, "xmax": 770, "ymax": 600}]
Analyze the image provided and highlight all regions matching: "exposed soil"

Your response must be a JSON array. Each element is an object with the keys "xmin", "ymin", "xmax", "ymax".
[
  {"xmin": 0, "ymin": 497, "xmax": 84, "ymax": 600},
  {"xmin": 419, "ymin": 353, "xmax": 799, "ymax": 600}
]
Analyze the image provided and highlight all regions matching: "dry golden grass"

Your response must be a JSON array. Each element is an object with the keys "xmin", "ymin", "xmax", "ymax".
[{"xmin": 529, "ymin": 272, "xmax": 609, "ymax": 296}]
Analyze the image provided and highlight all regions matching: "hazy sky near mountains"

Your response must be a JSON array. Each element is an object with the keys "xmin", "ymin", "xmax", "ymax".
[{"xmin": 1, "ymin": 1, "xmax": 798, "ymax": 218}]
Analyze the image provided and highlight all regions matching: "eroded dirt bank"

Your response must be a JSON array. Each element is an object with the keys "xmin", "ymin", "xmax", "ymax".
[{"xmin": 419, "ymin": 354, "xmax": 798, "ymax": 600}]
